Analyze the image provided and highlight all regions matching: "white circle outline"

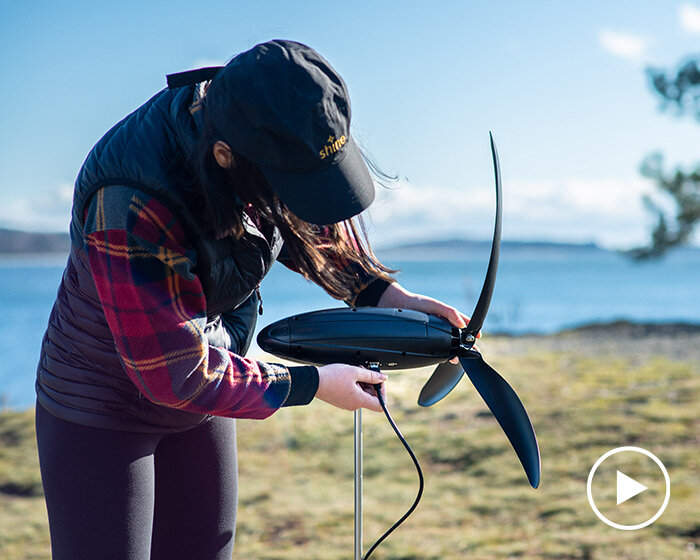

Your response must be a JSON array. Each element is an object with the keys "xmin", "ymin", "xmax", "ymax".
[{"xmin": 586, "ymin": 446, "xmax": 670, "ymax": 530}]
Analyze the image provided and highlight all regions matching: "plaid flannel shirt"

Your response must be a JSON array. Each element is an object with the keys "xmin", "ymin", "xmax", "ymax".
[{"xmin": 84, "ymin": 186, "xmax": 319, "ymax": 420}]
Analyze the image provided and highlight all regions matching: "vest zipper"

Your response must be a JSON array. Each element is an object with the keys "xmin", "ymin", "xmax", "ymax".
[{"xmin": 255, "ymin": 286, "xmax": 263, "ymax": 315}]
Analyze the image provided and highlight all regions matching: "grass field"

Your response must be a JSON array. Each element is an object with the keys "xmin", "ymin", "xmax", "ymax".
[{"xmin": 1, "ymin": 330, "xmax": 698, "ymax": 559}]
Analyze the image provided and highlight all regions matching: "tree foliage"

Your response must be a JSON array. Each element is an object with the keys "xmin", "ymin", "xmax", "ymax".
[
  {"xmin": 631, "ymin": 56, "xmax": 700, "ymax": 259},
  {"xmin": 649, "ymin": 57, "xmax": 700, "ymax": 118}
]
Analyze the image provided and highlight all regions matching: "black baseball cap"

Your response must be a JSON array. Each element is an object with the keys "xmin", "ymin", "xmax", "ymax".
[{"xmin": 200, "ymin": 40, "xmax": 375, "ymax": 225}]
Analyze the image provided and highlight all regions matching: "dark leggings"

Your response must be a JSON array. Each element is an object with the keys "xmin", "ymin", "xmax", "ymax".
[{"xmin": 35, "ymin": 403, "xmax": 238, "ymax": 560}]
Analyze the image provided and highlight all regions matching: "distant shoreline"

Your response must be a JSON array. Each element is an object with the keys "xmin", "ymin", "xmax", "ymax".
[
  {"xmin": 379, "ymin": 238, "xmax": 605, "ymax": 253},
  {"xmin": 376, "ymin": 237, "xmax": 700, "ymax": 260},
  {"xmin": 2, "ymin": 228, "xmax": 700, "ymax": 257},
  {"xmin": 0, "ymin": 229, "xmax": 70, "ymax": 254}
]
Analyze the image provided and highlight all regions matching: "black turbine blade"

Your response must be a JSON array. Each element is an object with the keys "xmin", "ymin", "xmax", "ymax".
[
  {"xmin": 418, "ymin": 361, "xmax": 465, "ymax": 407},
  {"xmin": 460, "ymin": 350, "xmax": 541, "ymax": 488},
  {"xmin": 466, "ymin": 132, "xmax": 502, "ymax": 336},
  {"xmin": 417, "ymin": 135, "xmax": 503, "ymax": 407}
]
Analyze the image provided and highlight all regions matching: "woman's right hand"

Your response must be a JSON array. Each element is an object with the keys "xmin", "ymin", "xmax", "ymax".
[{"xmin": 315, "ymin": 364, "xmax": 387, "ymax": 412}]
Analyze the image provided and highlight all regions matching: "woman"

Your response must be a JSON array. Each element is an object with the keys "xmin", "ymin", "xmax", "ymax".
[{"xmin": 35, "ymin": 39, "xmax": 469, "ymax": 559}]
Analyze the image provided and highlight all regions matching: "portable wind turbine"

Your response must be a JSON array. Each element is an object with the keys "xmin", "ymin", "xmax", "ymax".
[{"xmin": 258, "ymin": 133, "xmax": 541, "ymax": 558}]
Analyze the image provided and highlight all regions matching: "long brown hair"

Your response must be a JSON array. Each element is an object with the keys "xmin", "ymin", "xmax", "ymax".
[{"xmin": 193, "ymin": 106, "xmax": 395, "ymax": 303}]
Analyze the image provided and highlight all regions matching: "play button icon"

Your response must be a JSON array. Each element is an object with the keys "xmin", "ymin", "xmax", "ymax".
[
  {"xmin": 616, "ymin": 470, "xmax": 647, "ymax": 505},
  {"xmin": 587, "ymin": 446, "xmax": 670, "ymax": 530}
]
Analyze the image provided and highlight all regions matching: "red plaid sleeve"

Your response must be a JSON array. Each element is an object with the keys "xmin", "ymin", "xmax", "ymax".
[{"xmin": 84, "ymin": 187, "xmax": 304, "ymax": 419}]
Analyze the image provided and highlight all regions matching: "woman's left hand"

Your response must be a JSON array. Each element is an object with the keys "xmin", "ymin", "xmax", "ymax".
[
  {"xmin": 376, "ymin": 282, "xmax": 478, "ymax": 332},
  {"xmin": 376, "ymin": 282, "xmax": 479, "ymax": 363}
]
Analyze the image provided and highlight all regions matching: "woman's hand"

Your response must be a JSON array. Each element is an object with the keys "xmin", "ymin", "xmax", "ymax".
[
  {"xmin": 377, "ymin": 282, "xmax": 474, "ymax": 330},
  {"xmin": 315, "ymin": 364, "xmax": 387, "ymax": 412},
  {"xmin": 376, "ymin": 282, "xmax": 480, "ymax": 362}
]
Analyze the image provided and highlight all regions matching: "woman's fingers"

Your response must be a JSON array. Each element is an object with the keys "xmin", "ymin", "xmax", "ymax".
[
  {"xmin": 315, "ymin": 363, "xmax": 387, "ymax": 412},
  {"xmin": 359, "ymin": 381, "xmax": 387, "ymax": 407},
  {"xmin": 458, "ymin": 312, "xmax": 482, "ymax": 337},
  {"xmin": 431, "ymin": 300, "xmax": 483, "ymax": 339},
  {"xmin": 414, "ymin": 296, "xmax": 479, "ymax": 334},
  {"xmin": 435, "ymin": 304, "xmax": 482, "ymax": 338},
  {"xmin": 355, "ymin": 366, "xmax": 387, "ymax": 386},
  {"xmin": 355, "ymin": 367, "xmax": 387, "ymax": 412},
  {"xmin": 423, "ymin": 298, "xmax": 467, "ymax": 328}
]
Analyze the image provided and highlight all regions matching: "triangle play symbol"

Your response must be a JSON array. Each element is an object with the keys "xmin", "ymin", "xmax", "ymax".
[{"xmin": 617, "ymin": 470, "xmax": 648, "ymax": 505}]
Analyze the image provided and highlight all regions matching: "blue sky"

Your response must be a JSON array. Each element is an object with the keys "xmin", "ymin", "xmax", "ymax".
[{"xmin": 1, "ymin": 1, "xmax": 699, "ymax": 248}]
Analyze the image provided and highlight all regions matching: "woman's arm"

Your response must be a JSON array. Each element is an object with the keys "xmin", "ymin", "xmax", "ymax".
[{"xmin": 84, "ymin": 187, "xmax": 318, "ymax": 419}]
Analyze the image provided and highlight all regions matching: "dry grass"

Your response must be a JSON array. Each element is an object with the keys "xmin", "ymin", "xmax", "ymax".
[{"xmin": 1, "ymin": 332, "xmax": 698, "ymax": 559}]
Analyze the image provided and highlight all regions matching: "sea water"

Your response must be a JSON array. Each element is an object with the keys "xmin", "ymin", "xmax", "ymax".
[{"xmin": 1, "ymin": 247, "xmax": 698, "ymax": 409}]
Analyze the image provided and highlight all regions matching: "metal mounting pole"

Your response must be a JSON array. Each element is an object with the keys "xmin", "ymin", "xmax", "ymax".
[{"xmin": 354, "ymin": 408, "xmax": 363, "ymax": 560}]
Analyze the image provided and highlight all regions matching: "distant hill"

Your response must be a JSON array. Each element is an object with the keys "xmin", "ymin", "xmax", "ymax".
[
  {"xmin": 0, "ymin": 228, "xmax": 70, "ymax": 254},
  {"xmin": 2, "ymin": 229, "xmax": 697, "ymax": 259},
  {"xmin": 377, "ymin": 238, "xmax": 609, "ymax": 260}
]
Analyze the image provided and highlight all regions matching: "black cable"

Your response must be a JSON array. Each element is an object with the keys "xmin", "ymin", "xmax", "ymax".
[{"xmin": 363, "ymin": 383, "xmax": 425, "ymax": 560}]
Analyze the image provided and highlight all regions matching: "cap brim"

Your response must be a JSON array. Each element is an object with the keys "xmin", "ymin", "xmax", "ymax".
[{"xmin": 260, "ymin": 135, "xmax": 375, "ymax": 225}]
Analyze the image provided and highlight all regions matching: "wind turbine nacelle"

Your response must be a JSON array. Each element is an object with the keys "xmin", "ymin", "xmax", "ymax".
[{"xmin": 257, "ymin": 307, "xmax": 457, "ymax": 369}]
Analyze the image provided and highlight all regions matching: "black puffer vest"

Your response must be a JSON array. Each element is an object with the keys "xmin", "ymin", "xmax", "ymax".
[{"xmin": 36, "ymin": 85, "xmax": 283, "ymax": 432}]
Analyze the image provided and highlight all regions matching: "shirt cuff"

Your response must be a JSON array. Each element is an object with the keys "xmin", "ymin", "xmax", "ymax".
[
  {"xmin": 353, "ymin": 277, "xmax": 394, "ymax": 307},
  {"xmin": 282, "ymin": 365, "xmax": 320, "ymax": 407}
]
